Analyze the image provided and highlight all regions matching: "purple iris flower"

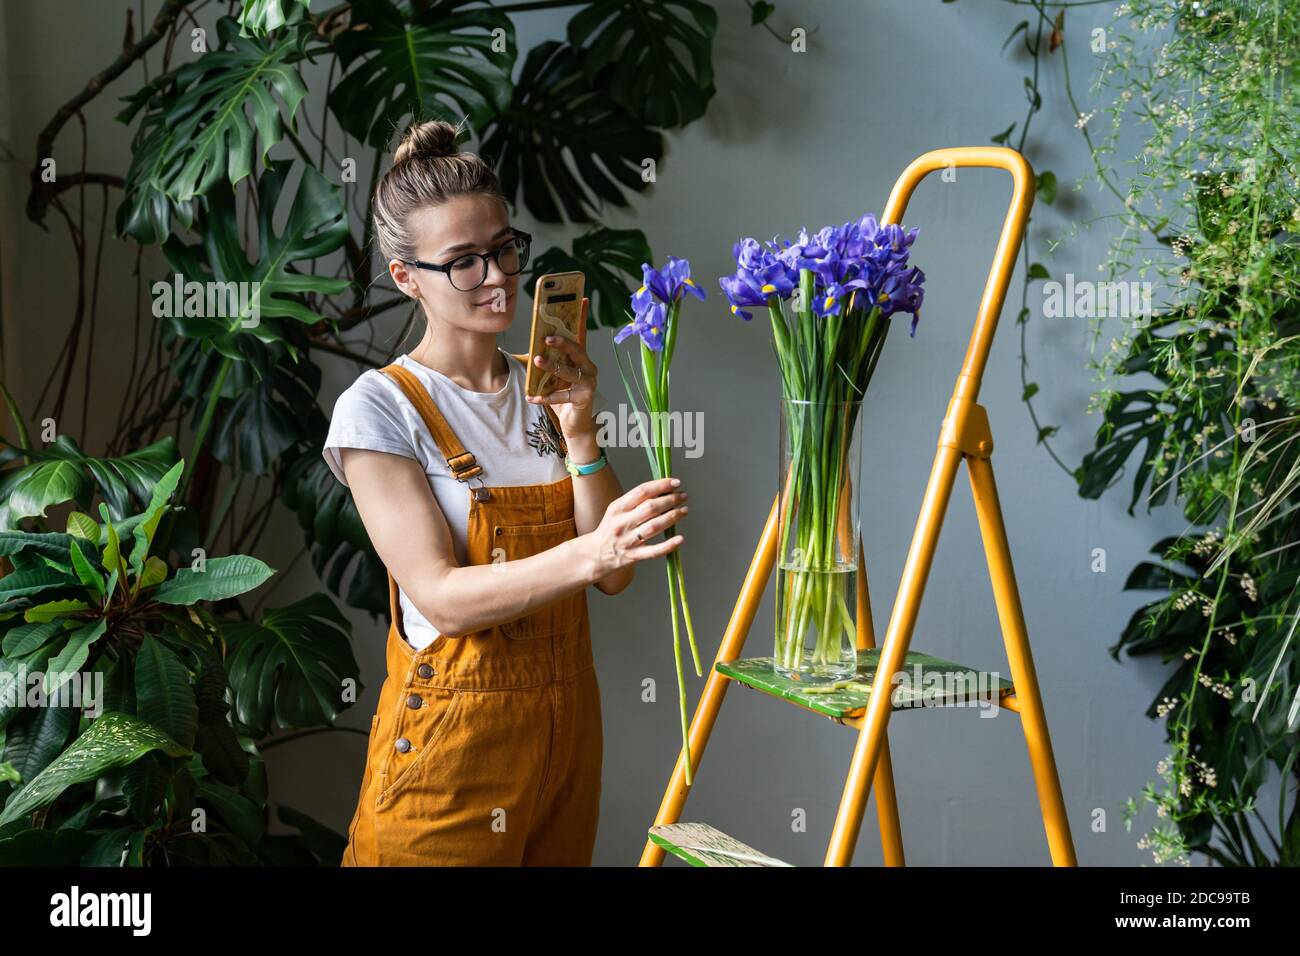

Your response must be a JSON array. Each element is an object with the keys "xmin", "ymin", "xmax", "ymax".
[
  {"xmin": 813, "ymin": 281, "xmax": 851, "ymax": 318},
  {"xmin": 614, "ymin": 292, "xmax": 667, "ymax": 351},
  {"xmin": 779, "ymin": 227, "xmax": 836, "ymax": 281},
  {"xmin": 720, "ymin": 238, "xmax": 795, "ymax": 320},
  {"xmin": 642, "ymin": 256, "xmax": 707, "ymax": 305},
  {"xmin": 722, "ymin": 213, "xmax": 925, "ymax": 331},
  {"xmin": 718, "ymin": 274, "xmax": 766, "ymax": 321},
  {"xmin": 615, "ymin": 256, "xmax": 705, "ymax": 350}
]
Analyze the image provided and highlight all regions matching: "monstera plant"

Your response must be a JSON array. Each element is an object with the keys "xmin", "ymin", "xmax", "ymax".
[
  {"xmin": 22, "ymin": 0, "xmax": 727, "ymax": 622},
  {"xmin": 8, "ymin": 0, "xmax": 742, "ymax": 865}
]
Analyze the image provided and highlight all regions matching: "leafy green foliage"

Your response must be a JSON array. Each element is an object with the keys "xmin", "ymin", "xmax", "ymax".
[
  {"xmin": 328, "ymin": 0, "xmax": 515, "ymax": 148},
  {"xmin": 0, "ymin": 461, "xmax": 357, "ymax": 864},
  {"xmin": 480, "ymin": 41, "xmax": 664, "ymax": 223},
  {"xmin": 0, "ymin": 713, "xmax": 189, "ymax": 827},
  {"xmin": 224, "ymin": 593, "xmax": 359, "ymax": 735},
  {"xmin": 160, "ymin": 160, "xmax": 349, "ymax": 356},
  {"xmin": 1076, "ymin": 0, "xmax": 1300, "ymax": 865},
  {"xmin": 116, "ymin": 16, "xmax": 309, "ymax": 242},
  {"xmin": 0, "ymin": 437, "xmax": 180, "ymax": 529},
  {"xmin": 280, "ymin": 453, "xmax": 389, "ymax": 618},
  {"xmin": 238, "ymin": 0, "xmax": 313, "ymax": 38},
  {"xmin": 1076, "ymin": 312, "xmax": 1228, "ymax": 514},
  {"xmin": 566, "ymin": 0, "xmax": 717, "ymax": 128},
  {"xmin": 153, "ymin": 556, "xmax": 275, "ymax": 605}
]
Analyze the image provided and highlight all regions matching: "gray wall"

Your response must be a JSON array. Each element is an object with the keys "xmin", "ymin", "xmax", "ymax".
[{"xmin": 1, "ymin": 0, "xmax": 1190, "ymax": 865}]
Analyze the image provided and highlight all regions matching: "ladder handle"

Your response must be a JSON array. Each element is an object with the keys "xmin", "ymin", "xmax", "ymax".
[
  {"xmin": 879, "ymin": 146, "xmax": 1035, "ymax": 404},
  {"xmin": 825, "ymin": 147, "xmax": 1039, "ymax": 866}
]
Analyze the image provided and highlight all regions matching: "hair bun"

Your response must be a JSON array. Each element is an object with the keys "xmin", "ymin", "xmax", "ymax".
[{"xmin": 394, "ymin": 119, "xmax": 462, "ymax": 163}]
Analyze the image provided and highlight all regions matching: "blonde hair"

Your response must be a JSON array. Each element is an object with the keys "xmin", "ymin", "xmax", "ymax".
[{"xmin": 372, "ymin": 119, "xmax": 508, "ymax": 264}]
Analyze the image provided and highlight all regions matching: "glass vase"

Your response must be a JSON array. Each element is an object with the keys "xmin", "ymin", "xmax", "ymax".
[{"xmin": 774, "ymin": 397, "xmax": 862, "ymax": 683}]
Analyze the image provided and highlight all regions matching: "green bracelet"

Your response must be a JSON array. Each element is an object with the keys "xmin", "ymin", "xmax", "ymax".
[{"xmin": 564, "ymin": 450, "xmax": 608, "ymax": 477}]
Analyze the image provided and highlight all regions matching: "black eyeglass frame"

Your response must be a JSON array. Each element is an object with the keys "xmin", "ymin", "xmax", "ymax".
[{"xmin": 404, "ymin": 229, "xmax": 533, "ymax": 292}]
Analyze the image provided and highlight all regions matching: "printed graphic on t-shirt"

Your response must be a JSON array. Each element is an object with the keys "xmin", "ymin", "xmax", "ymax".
[{"xmin": 527, "ymin": 407, "xmax": 567, "ymax": 458}]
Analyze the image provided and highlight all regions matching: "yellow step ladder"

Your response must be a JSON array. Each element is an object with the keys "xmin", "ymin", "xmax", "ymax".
[{"xmin": 640, "ymin": 146, "xmax": 1078, "ymax": 868}]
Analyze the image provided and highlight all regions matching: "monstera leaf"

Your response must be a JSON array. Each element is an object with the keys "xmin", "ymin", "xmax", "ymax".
[
  {"xmin": 528, "ymin": 226, "xmax": 654, "ymax": 330},
  {"xmin": 160, "ymin": 159, "xmax": 349, "ymax": 359},
  {"xmin": 328, "ymin": 0, "xmax": 515, "ymax": 149},
  {"xmin": 161, "ymin": 325, "xmax": 326, "ymax": 480},
  {"xmin": 114, "ymin": 109, "xmax": 198, "ymax": 245},
  {"xmin": 223, "ymin": 593, "xmax": 359, "ymax": 736},
  {"xmin": 481, "ymin": 41, "xmax": 662, "ymax": 223},
  {"xmin": 115, "ymin": 16, "xmax": 308, "ymax": 242},
  {"xmin": 281, "ymin": 453, "xmax": 388, "ymax": 618},
  {"xmin": 566, "ymin": 0, "xmax": 717, "ymax": 128},
  {"xmin": 210, "ymin": 346, "xmax": 328, "ymax": 476},
  {"xmin": 238, "ymin": 0, "xmax": 312, "ymax": 37},
  {"xmin": 0, "ymin": 436, "xmax": 179, "ymax": 529},
  {"xmin": 1076, "ymin": 313, "xmax": 1227, "ymax": 514}
]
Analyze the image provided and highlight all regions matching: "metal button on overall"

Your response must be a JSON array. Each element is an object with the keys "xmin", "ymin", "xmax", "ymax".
[{"xmin": 340, "ymin": 356, "xmax": 603, "ymax": 866}]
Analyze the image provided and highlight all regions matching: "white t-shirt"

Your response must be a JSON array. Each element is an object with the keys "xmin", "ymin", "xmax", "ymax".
[{"xmin": 322, "ymin": 347, "xmax": 606, "ymax": 650}]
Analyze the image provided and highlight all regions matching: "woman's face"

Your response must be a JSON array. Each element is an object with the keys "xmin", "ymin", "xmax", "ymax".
[{"xmin": 388, "ymin": 193, "xmax": 520, "ymax": 335}]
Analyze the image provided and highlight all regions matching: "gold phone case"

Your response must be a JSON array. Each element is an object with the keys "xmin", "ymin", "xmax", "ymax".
[{"xmin": 525, "ymin": 271, "xmax": 586, "ymax": 398}]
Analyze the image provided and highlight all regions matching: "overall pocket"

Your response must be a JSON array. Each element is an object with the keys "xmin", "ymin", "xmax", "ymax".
[
  {"xmin": 375, "ymin": 687, "xmax": 464, "ymax": 808},
  {"xmin": 492, "ymin": 517, "xmax": 585, "ymax": 640}
]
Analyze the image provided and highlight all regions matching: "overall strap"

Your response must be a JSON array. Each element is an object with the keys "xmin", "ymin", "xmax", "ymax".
[{"xmin": 380, "ymin": 364, "xmax": 483, "ymax": 482}]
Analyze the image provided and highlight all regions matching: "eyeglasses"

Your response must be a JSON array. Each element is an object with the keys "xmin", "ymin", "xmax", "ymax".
[{"xmin": 405, "ymin": 230, "xmax": 532, "ymax": 292}]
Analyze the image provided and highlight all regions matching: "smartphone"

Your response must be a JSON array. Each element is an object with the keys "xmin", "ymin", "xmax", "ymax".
[{"xmin": 525, "ymin": 271, "xmax": 586, "ymax": 398}]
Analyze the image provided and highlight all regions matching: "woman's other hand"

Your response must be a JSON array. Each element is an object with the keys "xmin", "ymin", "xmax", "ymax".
[{"xmin": 584, "ymin": 476, "xmax": 689, "ymax": 580}]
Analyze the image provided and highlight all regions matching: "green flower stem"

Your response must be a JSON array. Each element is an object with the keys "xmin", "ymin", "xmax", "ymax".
[
  {"xmin": 771, "ymin": 283, "xmax": 886, "ymax": 678},
  {"xmin": 777, "ymin": 367, "xmax": 865, "ymax": 675},
  {"xmin": 673, "ymin": 550, "xmax": 703, "ymax": 676},
  {"xmin": 629, "ymin": 309, "xmax": 700, "ymax": 783},
  {"xmin": 665, "ymin": 543, "xmax": 693, "ymax": 786}
]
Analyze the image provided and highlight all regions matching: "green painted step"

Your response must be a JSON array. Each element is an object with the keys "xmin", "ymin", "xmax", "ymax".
[
  {"xmin": 716, "ymin": 650, "xmax": 1014, "ymax": 720},
  {"xmin": 648, "ymin": 823, "xmax": 793, "ymax": 867}
]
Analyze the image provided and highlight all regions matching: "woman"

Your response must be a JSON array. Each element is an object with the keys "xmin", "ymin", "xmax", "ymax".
[{"xmin": 324, "ymin": 120, "xmax": 689, "ymax": 866}]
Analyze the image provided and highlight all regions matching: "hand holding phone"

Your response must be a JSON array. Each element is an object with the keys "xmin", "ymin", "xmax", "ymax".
[{"xmin": 526, "ymin": 271, "xmax": 587, "ymax": 399}]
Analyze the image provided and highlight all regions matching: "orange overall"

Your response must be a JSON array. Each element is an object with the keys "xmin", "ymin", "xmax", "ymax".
[{"xmin": 341, "ymin": 354, "xmax": 603, "ymax": 866}]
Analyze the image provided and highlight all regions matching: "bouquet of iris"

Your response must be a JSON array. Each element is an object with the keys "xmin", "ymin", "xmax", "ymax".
[
  {"xmin": 612, "ymin": 258, "xmax": 705, "ymax": 784},
  {"xmin": 720, "ymin": 215, "xmax": 925, "ymax": 681}
]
